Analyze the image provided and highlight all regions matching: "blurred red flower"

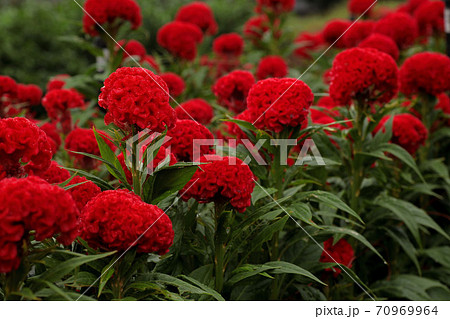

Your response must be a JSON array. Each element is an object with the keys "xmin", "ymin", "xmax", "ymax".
[
  {"xmin": 212, "ymin": 70, "xmax": 255, "ymax": 113},
  {"xmin": 213, "ymin": 33, "xmax": 244, "ymax": 58},
  {"xmin": 358, "ymin": 33, "xmax": 400, "ymax": 61},
  {"xmin": 373, "ymin": 12, "xmax": 418, "ymax": 49},
  {"xmin": 320, "ymin": 238, "xmax": 355, "ymax": 277},
  {"xmin": 256, "ymin": 55, "xmax": 288, "ymax": 80},
  {"xmin": 175, "ymin": 98, "xmax": 214, "ymax": 125},
  {"xmin": 175, "ymin": 1, "xmax": 218, "ymax": 35},
  {"xmin": 160, "ymin": 72, "xmax": 186, "ymax": 98},
  {"xmin": 157, "ymin": 21, "xmax": 203, "ymax": 61}
]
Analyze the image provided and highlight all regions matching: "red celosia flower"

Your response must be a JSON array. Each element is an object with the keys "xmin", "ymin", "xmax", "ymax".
[
  {"xmin": 255, "ymin": 0, "xmax": 295, "ymax": 14},
  {"xmin": 358, "ymin": 33, "xmax": 400, "ymax": 60},
  {"xmin": 33, "ymin": 160, "xmax": 70, "ymax": 184},
  {"xmin": 213, "ymin": 33, "xmax": 244, "ymax": 58},
  {"xmin": 175, "ymin": 99, "xmax": 214, "ymax": 125},
  {"xmin": 320, "ymin": 238, "xmax": 355, "ymax": 277},
  {"xmin": 66, "ymin": 175, "xmax": 101, "ymax": 212},
  {"xmin": 348, "ymin": 0, "xmax": 377, "ymax": 16},
  {"xmin": 0, "ymin": 118, "xmax": 52, "ymax": 179},
  {"xmin": 212, "ymin": 70, "xmax": 255, "ymax": 113},
  {"xmin": 0, "ymin": 176, "xmax": 79, "ymax": 273},
  {"xmin": 256, "ymin": 55, "xmax": 288, "ymax": 80},
  {"xmin": 294, "ymin": 32, "xmax": 324, "ymax": 59},
  {"xmin": 322, "ymin": 19, "xmax": 352, "ymax": 48},
  {"xmin": 40, "ymin": 122, "xmax": 61, "ymax": 155},
  {"xmin": 0, "ymin": 76, "xmax": 18, "ymax": 116},
  {"xmin": 17, "ymin": 84, "xmax": 42, "ymax": 107},
  {"xmin": 141, "ymin": 55, "xmax": 160, "ymax": 73},
  {"xmin": 317, "ymin": 96, "xmax": 340, "ymax": 116},
  {"xmin": 118, "ymin": 144, "xmax": 177, "ymax": 184},
  {"xmin": 165, "ymin": 119, "xmax": 215, "ymax": 162},
  {"xmin": 404, "ymin": 0, "xmax": 428, "ymax": 14},
  {"xmin": 414, "ymin": 1, "xmax": 445, "ymax": 37},
  {"xmin": 247, "ymin": 78, "xmax": 313, "ymax": 133},
  {"xmin": 160, "ymin": 72, "xmax": 186, "ymax": 98},
  {"xmin": 117, "ymin": 39, "xmax": 147, "ymax": 60},
  {"xmin": 157, "ymin": 21, "xmax": 203, "ymax": 61},
  {"xmin": 99, "ymin": 67, "xmax": 176, "ymax": 132},
  {"xmin": 175, "ymin": 1, "xmax": 218, "ymax": 35},
  {"xmin": 435, "ymin": 93, "xmax": 450, "ymax": 126},
  {"xmin": 243, "ymin": 15, "xmax": 270, "ymax": 43},
  {"xmin": 42, "ymin": 89, "xmax": 84, "ymax": 134},
  {"xmin": 65, "ymin": 128, "xmax": 116, "ymax": 170},
  {"xmin": 342, "ymin": 20, "xmax": 374, "ymax": 48},
  {"xmin": 375, "ymin": 114, "xmax": 428, "ymax": 154},
  {"xmin": 373, "ymin": 12, "xmax": 418, "ymax": 49},
  {"xmin": 80, "ymin": 190, "xmax": 174, "ymax": 254},
  {"xmin": 399, "ymin": 52, "xmax": 450, "ymax": 97},
  {"xmin": 181, "ymin": 155, "xmax": 255, "ymax": 213},
  {"xmin": 46, "ymin": 74, "xmax": 69, "ymax": 91},
  {"xmin": 82, "ymin": 0, "xmax": 142, "ymax": 37},
  {"xmin": 329, "ymin": 48, "xmax": 398, "ymax": 106}
]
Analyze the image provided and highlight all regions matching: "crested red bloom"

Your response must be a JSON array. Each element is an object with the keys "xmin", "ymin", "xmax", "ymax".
[
  {"xmin": 0, "ymin": 176, "xmax": 79, "ymax": 273},
  {"xmin": 65, "ymin": 128, "xmax": 116, "ymax": 170},
  {"xmin": 0, "ymin": 76, "xmax": 18, "ymax": 116},
  {"xmin": 0, "ymin": 118, "xmax": 52, "ymax": 179},
  {"xmin": 99, "ymin": 67, "xmax": 176, "ymax": 132},
  {"xmin": 39, "ymin": 122, "xmax": 61, "ymax": 155},
  {"xmin": 66, "ymin": 176, "xmax": 101, "ymax": 212},
  {"xmin": 294, "ymin": 32, "xmax": 324, "ymax": 59},
  {"xmin": 322, "ymin": 19, "xmax": 352, "ymax": 48},
  {"xmin": 342, "ymin": 21, "xmax": 374, "ymax": 48},
  {"xmin": 160, "ymin": 72, "xmax": 186, "ymax": 98},
  {"xmin": 175, "ymin": 1, "xmax": 218, "ymax": 35},
  {"xmin": 255, "ymin": 0, "xmax": 295, "ymax": 14},
  {"xmin": 141, "ymin": 55, "xmax": 160, "ymax": 73},
  {"xmin": 80, "ymin": 190, "xmax": 174, "ymax": 254},
  {"xmin": 181, "ymin": 155, "xmax": 255, "ymax": 213},
  {"xmin": 32, "ymin": 160, "xmax": 70, "ymax": 184},
  {"xmin": 414, "ymin": 1, "xmax": 445, "ymax": 37},
  {"xmin": 399, "ymin": 52, "xmax": 450, "ymax": 97},
  {"xmin": 256, "ymin": 55, "xmax": 288, "ymax": 80},
  {"xmin": 212, "ymin": 70, "xmax": 255, "ymax": 113},
  {"xmin": 46, "ymin": 74, "xmax": 69, "ymax": 91},
  {"xmin": 317, "ymin": 96, "xmax": 340, "ymax": 116},
  {"xmin": 348, "ymin": 0, "xmax": 377, "ymax": 16},
  {"xmin": 373, "ymin": 12, "xmax": 418, "ymax": 49},
  {"xmin": 213, "ymin": 33, "xmax": 244, "ymax": 58},
  {"xmin": 165, "ymin": 119, "xmax": 215, "ymax": 162},
  {"xmin": 82, "ymin": 0, "xmax": 142, "ymax": 37},
  {"xmin": 175, "ymin": 98, "xmax": 214, "ymax": 125},
  {"xmin": 157, "ymin": 21, "xmax": 203, "ymax": 61},
  {"xmin": 435, "ymin": 93, "xmax": 450, "ymax": 126},
  {"xmin": 243, "ymin": 15, "xmax": 270, "ymax": 43},
  {"xmin": 329, "ymin": 48, "xmax": 398, "ymax": 106},
  {"xmin": 404, "ymin": 0, "xmax": 428, "ymax": 14},
  {"xmin": 358, "ymin": 33, "xmax": 400, "ymax": 60},
  {"xmin": 118, "ymin": 144, "xmax": 177, "ymax": 184},
  {"xmin": 117, "ymin": 39, "xmax": 147, "ymax": 60},
  {"xmin": 247, "ymin": 78, "xmax": 313, "ymax": 133},
  {"xmin": 17, "ymin": 84, "xmax": 42, "ymax": 107},
  {"xmin": 375, "ymin": 114, "xmax": 428, "ymax": 154},
  {"xmin": 320, "ymin": 238, "xmax": 355, "ymax": 277}
]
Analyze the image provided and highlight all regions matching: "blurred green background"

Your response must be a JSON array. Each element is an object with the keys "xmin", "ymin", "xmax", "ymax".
[{"xmin": 0, "ymin": 0, "xmax": 400, "ymax": 88}]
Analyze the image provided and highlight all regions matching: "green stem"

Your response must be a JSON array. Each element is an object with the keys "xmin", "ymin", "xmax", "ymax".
[
  {"xmin": 214, "ymin": 202, "xmax": 227, "ymax": 293},
  {"xmin": 130, "ymin": 126, "xmax": 142, "ymax": 197}
]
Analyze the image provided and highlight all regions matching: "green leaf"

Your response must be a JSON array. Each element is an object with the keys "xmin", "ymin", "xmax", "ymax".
[
  {"xmin": 422, "ymin": 247, "xmax": 450, "ymax": 268},
  {"xmin": 385, "ymin": 227, "xmax": 421, "ymax": 275},
  {"xmin": 251, "ymin": 184, "xmax": 277, "ymax": 205},
  {"xmin": 64, "ymin": 168, "xmax": 113, "ymax": 190},
  {"xmin": 377, "ymin": 143, "xmax": 424, "ymax": 182},
  {"xmin": 287, "ymin": 202, "xmax": 321, "ymax": 228},
  {"xmin": 179, "ymin": 275, "xmax": 225, "ymax": 301},
  {"xmin": 264, "ymin": 261, "xmax": 325, "ymax": 285}
]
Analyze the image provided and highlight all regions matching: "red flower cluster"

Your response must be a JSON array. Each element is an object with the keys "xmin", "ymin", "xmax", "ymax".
[
  {"xmin": 33, "ymin": 160, "xmax": 70, "ymax": 184},
  {"xmin": 342, "ymin": 21, "xmax": 374, "ymax": 48},
  {"xmin": 40, "ymin": 122, "xmax": 61, "ymax": 155},
  {"xmin": 322, "ymin": 19, "xmax": 352, "ymax": 48},
  {"xmin": 175, "ymin": 99, "xmax": 214, "ymax": 125},
  {"xmin": 160, "ymin": 72, "xmax": 186, "ymax": 97},
  {"xmin": 294, "ymin": 32, "xmax": 324, "ymax": 59},
  {"xmin": 17, "ymin": 84, "xmax": 42, "ymax": 107},
  {"xmin": 348, "ymin": 0, "xmax": 376, "ymax": 16},
  {"xmin": 157, "ymin": 21, "xmax": 203, "ymax": 61},
  {"xmin": 66, "ymin": 175, "xmax": 101, "ymax": 211},
  {"xmin": 0, "ymin": 118, "xmax": 52, "ymax": 179},
  {"xmin": 329, "ymin": 48, "xmax": 398, "ymax": 106},
  {"xmin": 117, "ymin": 39, "xmax": 147, "ymax": 60},
  {"xmin": 65, "ymin": 128, "xmax": 115, "ymax": 170},
  {"xmin": 213, "ymin": 33, "xmax": 244, "ymax": 58},
  {"xmin": 435, "ymin": 93, "xmax": 450, "ymax": 126},
  {"xmin": 255, "ymin": 0, "xmax": 295, "ymax": 14},
  {"xmin": 0, "ymin": 76, "xmax": 18, "ymax": 116},
  {"xmin": 212, "ymin": 70, "xmax": 255, "ymax": 113},
  {"xmin": 358, "ymin": 33, "xmax": 400, "ymax": 60},
  {"xmin": 42, "ymin": 89, "xmax": 84, "ymax": 133},
  {"xmin": 99, "ymin": 67, "xmax": 176, "ymax": 132},
  {"xmin": 243, "ymin": 15, "xmax": 270, "ymax": 43},
  {"xmin": 256, "ymin": 55, "xmax": 288, "ymax": 80},
  {"xmin": 247, "ymin": 78, "xmax": 313, "ymax": 133},
  {"xmin": 82, "ymin": 0, "xmax": 142, "ymax": 36},
  {"xmin": 319, "ymin": 238, "xmax": 355, "ymax": 277},
  {"xmin": 80, "ymin": 190, "xmax": 174, "ymax": 254},
  {"xmin": 46, "ymin": 74, "xmax": 69, "ymax": 91},
  {"xmin": 403, "ymin": 0, "xmax": 429, "ymax": 14},
  {"xmin": 373, "ymin": 12, "xmax": 418, "ymax": 49},
  {"xmin": 175, "ymin": 1, "xmax": 218, "ymax": 35},
  {"xmin": 375, "ymin": 114, "xmax": 428, "ymax": 154},
  {"xmin": 166, "ymin": 119, "xmax": 215, "ymax": 162},
  {"xmin": 414, "ymin": 1, "xmax": 445, "ymax": 37},
  {"xmin": 141, "ymin": 55, "xmax": 160, "ymax": 73},
  {"xmin": 0, "ymin": 176, "xmax": 79, "ymax": 273},
  {"xmin": 399, "ymin": 52, "xmax": 450, "ymax": 97},
  {"xmin": 181, "ymin": 155, "xmax": 255, "ymax": 213}
]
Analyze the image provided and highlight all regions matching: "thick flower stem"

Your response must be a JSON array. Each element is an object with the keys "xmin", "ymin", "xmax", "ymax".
[
  {"xmin": 350, "ymin": 100, "xmax": 366, "ymax": 212},
  {"xmin": 214, "ymin": 202, "xmax": 227, "ymax": 293},
  {"xmin": 130, "ymin": 126, "xmax": 142, "ymax": 197}
]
